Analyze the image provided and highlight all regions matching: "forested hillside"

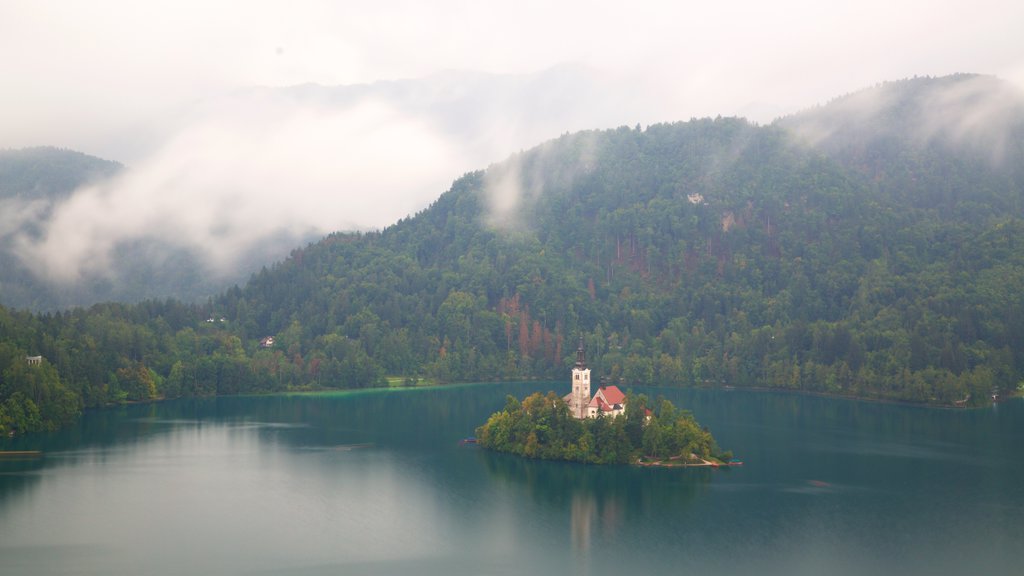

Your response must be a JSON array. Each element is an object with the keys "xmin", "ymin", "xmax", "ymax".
[{"xmin": 3, "ymin": 74, "xmax": 1023, "ymax": 434}]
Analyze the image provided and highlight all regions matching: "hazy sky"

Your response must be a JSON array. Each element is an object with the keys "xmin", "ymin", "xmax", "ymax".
[{"xmin": 2, "ymin": 0, "xmax": 1023, "ymax": 282}]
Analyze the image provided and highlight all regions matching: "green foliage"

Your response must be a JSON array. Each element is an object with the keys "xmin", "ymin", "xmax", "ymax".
[
  {"xmin": 0, "ymin": 340, "xmax": 80, "ymax": 434},
  {"xmin": 3, "ymin": 76, "xmax": 1024, "ymax": 434},
  {"xmin": 641, "ymin": 397, "xmax": 722, "ymax": 460},
  {"xmin": 475, "ymin": 392, "xmax": 726, "ymax": 464}
]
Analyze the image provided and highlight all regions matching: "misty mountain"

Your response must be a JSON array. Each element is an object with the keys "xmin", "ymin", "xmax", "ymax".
[
  {"xmin": 780, "ymin": 74, "xmax": 1024, "ymax": 160},
  {"xmin": 778, "ymin": 74, "xmax": 1024, "ymax": 215},
  {"xmin": 218, "ymin": 74, "xmax": 1024, "ymax": 404},
  {"xmin": 1, "ymin": 147, "xmax": 118, "ymax": 309},
  {"xmin": 2, "ymin": 66, "xmax": 672, "ymax": 313},
  {"xmin": 0, "ymin": 147, "xmax": 121, "ymax": 240},
  {"xmin": 0, "ymin": 146, "xmax": 121, "ymax": 199},
  {"xmin": 0, "ymin": 147, "xmax": 315, "ymax": 311},
  {"xmin": 3, "ymin": 74, "xmax": 1024, "ymax": 433}
]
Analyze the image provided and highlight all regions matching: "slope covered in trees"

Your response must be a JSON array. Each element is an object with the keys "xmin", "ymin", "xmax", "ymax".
[
  {"xmin": 2, "ymin": 74, "xmax": 1023, "ymax": 433},
  {"xmin": 226, "ymin": 75, "xmax": 1024, "ymax": 406}
]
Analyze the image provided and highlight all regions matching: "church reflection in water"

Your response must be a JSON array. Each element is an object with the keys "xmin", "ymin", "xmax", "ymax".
[
  {"xmin": 570, "ymin": 488, "xmax": 629, "ymax": 552},
  {"xmin": 481, "ymin": 450, "xmax": 711, "ymax": 553}
]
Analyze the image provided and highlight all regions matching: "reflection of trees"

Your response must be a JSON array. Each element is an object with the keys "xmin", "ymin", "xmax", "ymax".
[
  {"xmin": 0, "ymin": 382, "xmax": 544, "ymax": 513},
  {"xmin": 243, "ymin": 384, "xmax": 545, "ymax": 449},
  {"xmin": 0, "ymin": 400, "xmax": 212, "ymax": 512},
  {"xmin": 0, "ymin": 456, "xmax": 45, "ymax": 515},
  {"xmin": 708, "ymin": 388, "xmax": 994, "ymax": 446},
  {"xmin": 2, "ymin": 382, "xmax": 550, "ymax": 456},
  {"xmin": 481, "ymin": 451, "xmax": 712, "ymax": 551}
]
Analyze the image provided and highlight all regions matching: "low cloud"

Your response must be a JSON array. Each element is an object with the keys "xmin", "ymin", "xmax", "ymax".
[
  {"xmin": 15, "ymin": 92, "xmax": 460, "ymax": 283},
  {"xmin": 13, "ymin": 65, "xmax": 681, "ymax": 285},
  {"xmin": 915, "ymin": 75, "xmax": 1024, "ymax": 164},
  {"xmin": 483, "ymin": 131, "xmax": 601, "ymax": 233},
  {"xmin": 781, "ymin": 75, "xmax": 1024, "ymax": 167},
  {"xmin": 15, "ymin": 69, "xmax": 1024, "ymax": 289},
  {"xmin": 0, "ymin": 197, "xmax": 49, "ymax": 239}
]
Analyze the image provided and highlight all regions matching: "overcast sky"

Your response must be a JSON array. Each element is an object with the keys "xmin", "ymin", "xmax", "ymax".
[{"xmin": 2, "ymin": 0, "xmax": 1023, "ymax": 283}]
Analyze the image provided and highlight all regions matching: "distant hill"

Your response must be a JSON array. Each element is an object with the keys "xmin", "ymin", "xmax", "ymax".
[
  {"xmin": 0, "ymin": 146, "xmax": 121, "ymax": 201},
  {"xmin": 1, "ymin": 147, "xmax": 119, "ymax": 309},
  {"xmin": 3, "ymin": 74, "xmax": 1023, "ymax": 434},
  {"xmin": 0, "ymin": 147, "xmax": 310, "ymax": 310}
]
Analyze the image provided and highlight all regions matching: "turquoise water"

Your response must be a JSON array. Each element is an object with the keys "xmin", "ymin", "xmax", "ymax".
[{"xmin": 1, "ymin": 383, "xmax": 1022, "ymax": 575}]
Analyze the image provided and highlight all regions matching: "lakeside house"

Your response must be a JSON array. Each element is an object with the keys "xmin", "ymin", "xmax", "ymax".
[{"xmin": 563, "ymin": 338, "xmax": 626, "ymax": 419}]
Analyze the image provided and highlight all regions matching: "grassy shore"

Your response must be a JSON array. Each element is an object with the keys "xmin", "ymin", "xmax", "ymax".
[{"xmin": 384, "ymin": 376, "xmax": 439, "ymax": 388}]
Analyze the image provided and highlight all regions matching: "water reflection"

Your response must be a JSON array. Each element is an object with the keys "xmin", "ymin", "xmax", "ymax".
[
  {"xmin": 570, "ymin": 491, "xmax": 596, "ymax": 552},
  {"xmin": 0, "ymin": 456, "xmax": 44, "ymax": 517},
  {"xmin": 480, "ymin": 450, "xmax": 712, "ymax": 554},
  {"xmin": 1, "ymin": 386, "xmax": 1022, "ymax": 576}
]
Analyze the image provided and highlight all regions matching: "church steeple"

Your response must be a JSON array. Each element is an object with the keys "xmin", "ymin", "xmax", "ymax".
[
  {"xmin": 568, "ymin": 334, "xmax": 591, "ymax": 419},
  {"xmin": 574, "ymin": 335, "xmax": 586, "ymax": 369}
]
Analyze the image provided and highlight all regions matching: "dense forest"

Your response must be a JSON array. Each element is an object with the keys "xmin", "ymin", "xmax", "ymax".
[{"xmin": 3, "ymin": 74, "xmax": 1024, "ymax": 434}]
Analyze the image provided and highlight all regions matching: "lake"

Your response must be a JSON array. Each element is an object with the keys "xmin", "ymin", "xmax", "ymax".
[{"xmin": 2, "ymin": 382, "xmax": 1022, "ymax": 575}]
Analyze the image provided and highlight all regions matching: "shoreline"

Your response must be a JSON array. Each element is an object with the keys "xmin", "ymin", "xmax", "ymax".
[
  {"xmin": 37, "ymin": 379, "xmax": 1013, "ymax": 440},
  {"xmin": 638, "ymin": 382, "xmax": 1020, "ymax": 410},
  {"xmin": 635, "ymin": 454, "xmax": 736, "ymax": 469},
  {"xmin": 759, "ymin": 386, "xmax": 1021, "ymax": 409},
  {"xmin": 96, "ymin": 378, "xmax": 1014, "ymax": 413}
]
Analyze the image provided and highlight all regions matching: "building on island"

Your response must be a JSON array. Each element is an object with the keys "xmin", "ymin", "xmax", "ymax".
[{"xmin": 563, "ymin": 337, "xmax": 627, "ymax": 419}]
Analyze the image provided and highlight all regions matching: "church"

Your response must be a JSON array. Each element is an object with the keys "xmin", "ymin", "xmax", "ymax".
[{"xmin": 563, "ymin": 338, "xmax": 627, "ymax": 419}]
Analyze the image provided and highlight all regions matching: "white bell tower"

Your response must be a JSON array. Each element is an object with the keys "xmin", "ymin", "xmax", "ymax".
[{"xmin": 570, "ymin": 336, "xmax": 591, "ymax": 419}]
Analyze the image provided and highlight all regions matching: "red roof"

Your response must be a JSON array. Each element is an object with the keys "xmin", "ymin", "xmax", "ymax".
[
  {"xmin": 586, "ymin": 396, "xmax": 616, "ymax": 412},
  {"xmin": 598, "ymin": 385, "xmax": 626, "ymax": 405}
]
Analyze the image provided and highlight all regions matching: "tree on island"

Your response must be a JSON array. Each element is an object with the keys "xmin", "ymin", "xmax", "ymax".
[{"xmin": 475, "ymin": 391, "xmax": 731, "ymax": 466}]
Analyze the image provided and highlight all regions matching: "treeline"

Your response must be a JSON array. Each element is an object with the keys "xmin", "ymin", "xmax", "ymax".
[
  {"xmin": 3, "ymin": 76, "xmax": 1024, "ymax": 433},
  {"xmin": 475, "ymin": 391, "xmax": 729, "ymax": 464},
  {"xmin": 0, "ymin": 300, "xmax": 386, "ymax": 434}
]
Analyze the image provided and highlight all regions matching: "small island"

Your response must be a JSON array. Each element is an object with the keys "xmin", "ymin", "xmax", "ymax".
[{"xmin": 476, "ymin": 339, "xmax": 732, "ymax": 466}]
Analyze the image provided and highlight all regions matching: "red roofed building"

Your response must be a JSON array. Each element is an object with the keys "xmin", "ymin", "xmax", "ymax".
[
  {"xmin": 563, "ymin": 337, "xmax": 627, "ymax": 419},
  {"xmin": 585, "ymin": 385, "xmax": 627, "ymax": 418}
]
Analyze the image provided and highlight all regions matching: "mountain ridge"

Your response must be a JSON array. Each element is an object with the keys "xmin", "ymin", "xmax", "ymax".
[
  {"xmin": 230, "ymin": 74, "xmax": 1022, "ymax": 399},
  {"xmin": 2, "ymin": 74, "xmax": 1022, "ymax": 434}
]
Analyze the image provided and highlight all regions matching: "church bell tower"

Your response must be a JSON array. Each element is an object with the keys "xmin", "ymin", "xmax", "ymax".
[{"xmin": 570, "ymin": 336, "xmax": 591, "ymax": 419}]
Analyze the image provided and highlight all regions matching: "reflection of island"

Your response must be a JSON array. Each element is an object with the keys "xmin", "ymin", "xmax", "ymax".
[
  {"xmin": 480, "ymin": 450, "xmax": 711, "ymax": 552},
  {"xmin": 570, "ymin": 491, "xmax": 597, "ymax": 551}
]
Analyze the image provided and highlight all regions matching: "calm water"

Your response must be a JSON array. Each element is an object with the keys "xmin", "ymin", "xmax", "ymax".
[{"xmin": 1, "ymin": 382, "xmax": 1022, "ymax": 576}]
